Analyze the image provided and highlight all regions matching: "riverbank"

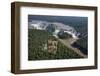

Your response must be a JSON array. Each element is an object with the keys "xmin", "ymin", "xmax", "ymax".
[{"xmin": 58, "ymin": 38, "xmax": 87, "ymax": 58}]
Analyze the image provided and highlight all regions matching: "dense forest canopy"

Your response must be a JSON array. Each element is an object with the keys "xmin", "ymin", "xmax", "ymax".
[
  {"xmin": 28, "ymin": 29, "xmax": 82, "ymax": 60},
  {"xmin": 28, "ymin": 15, "xmax": 88, "ymax": 60}
]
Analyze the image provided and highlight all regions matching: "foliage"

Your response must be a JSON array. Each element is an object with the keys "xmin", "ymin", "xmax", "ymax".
[
  {"xmin": 28, "ymin": 29, "xmax": 82, "ymax": 60},
  {"xmin": 46, "ymin": 24, "xmax": 55, "ymax": 33},
  {"xmin": 71, "ymin": 37, "xmax": 88, "ymax": 55},
  {"xmin": 57, "ymin": 31, "xmax": 72, "ymax": 39}
]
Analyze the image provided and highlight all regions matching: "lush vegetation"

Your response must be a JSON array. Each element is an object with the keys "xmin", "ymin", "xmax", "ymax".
[
  {"xmin": 28, "ymin": 29, "xmax": 82, "ymax": 60},
  {"xmin": 57, "ymin": 31, "xmax": 72, "ymax": 39},
  {"xmin": 71, "ymin": 37, "xmax": 88, "ymax": 55},
  {"xmin": 46, "ymin": 24, "xmax": 55, "ymax": 33}
]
